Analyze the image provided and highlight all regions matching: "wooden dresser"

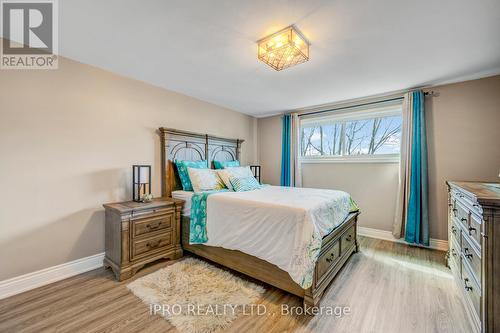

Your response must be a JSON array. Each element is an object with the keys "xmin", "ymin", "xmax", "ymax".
[
  {"xmin": 447, "ymin": 181, "xmax": 500, "ymax": 333},
  {"xmin": 103, "ymin": 198, "xmax": 184, "ymax": 281}
]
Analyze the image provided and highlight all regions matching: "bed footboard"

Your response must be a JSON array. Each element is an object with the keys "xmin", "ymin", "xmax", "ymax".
[
  {"xmin": 180, "ymin": 211, "xmax": 359, "ymax": 308},
  {"xmin": 305, "ymin": 212, "xmax": 359, "ymax": 307}
]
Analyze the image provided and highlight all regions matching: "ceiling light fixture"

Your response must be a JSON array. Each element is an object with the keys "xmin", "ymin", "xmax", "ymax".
[{"xmin": 257, "ymin": 25, "xmax": 310, "ymax": 71}]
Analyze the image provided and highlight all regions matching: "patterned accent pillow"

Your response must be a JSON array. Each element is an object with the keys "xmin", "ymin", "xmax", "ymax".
[
  {"xmin": 174, "ymin": 160, "xmax": 208, "ymax": 191},
  {"xmin": 213, "ymin": 160, "xmax": 240, "ymax": 169},
  {"xmin": 217, "ymin": 166, "xmax": 254, "ymax": 191},
  {"xmin": 229, "ymin": 176, "xmax": 262, "ymax": 192},
  {"xmin": 187, "ymin": 168, "xmax": 225, "ymax": 192}
]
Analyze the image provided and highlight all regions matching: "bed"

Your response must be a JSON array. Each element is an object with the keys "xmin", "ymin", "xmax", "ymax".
[{"xmin": 159, "ymin": 127, "xmax": 360, "ymax": 307}]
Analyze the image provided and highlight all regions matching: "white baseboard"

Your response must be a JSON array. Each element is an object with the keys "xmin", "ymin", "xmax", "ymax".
[
  {"xmin": 358, "ymin": 226, "xmax": 448, "ymax": 251},
  {"xmin": 0, "ymin": 252, "xmax": 105, "ymax": 300},
  {"xmin": 0, "ymin": 227, "xmax": 447, "ymax": 300}
]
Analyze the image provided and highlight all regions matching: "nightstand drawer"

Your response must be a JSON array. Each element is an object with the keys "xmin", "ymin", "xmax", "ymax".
[
  {"xmin": 131, "ymin": 232, "xmax": 173, "ymax": 260},
  {"xmin": 132, "ymin": 212, "xmax": 174, "ymax": 238}
]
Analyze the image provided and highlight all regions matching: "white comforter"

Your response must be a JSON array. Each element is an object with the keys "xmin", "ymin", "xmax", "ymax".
[{"xmin": 203, "ymin": 186, "xmax": 353, "ymax": 288}]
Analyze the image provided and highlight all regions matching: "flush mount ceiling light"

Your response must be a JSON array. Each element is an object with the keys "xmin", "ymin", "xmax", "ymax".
[{"xmin": 257, "ymin": 25, "xmax": 310, "ymax": 71}]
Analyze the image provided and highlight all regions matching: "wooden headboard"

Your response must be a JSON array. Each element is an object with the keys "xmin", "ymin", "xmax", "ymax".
[{"xmin": 158, "ymin": 127, "xmax": 244, "ymax": 197}]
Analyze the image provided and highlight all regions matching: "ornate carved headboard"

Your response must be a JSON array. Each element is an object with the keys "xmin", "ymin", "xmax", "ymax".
[{"xmin": 158, "ymin": 127, "xmax": 243, "ymax": 197}]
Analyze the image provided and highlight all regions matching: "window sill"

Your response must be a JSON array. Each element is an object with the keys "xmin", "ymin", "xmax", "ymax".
[{"xmin": 300, "ymin": 155, "xmax": 400, "ymax": 164}]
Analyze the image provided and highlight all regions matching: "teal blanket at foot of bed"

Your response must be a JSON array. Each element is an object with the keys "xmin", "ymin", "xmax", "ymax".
[{"xmin": 189, "ymin": 190, "xmax": 227, "ymax": 244}]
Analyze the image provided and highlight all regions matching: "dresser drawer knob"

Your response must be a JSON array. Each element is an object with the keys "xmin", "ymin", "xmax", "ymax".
[
  {"xmin": 451, "ymin": 226, "xmax": 457, "ymax": 235},
  {"xmin": 451, "ymin": 249, "xmax": 457, "ymax": 257},
  {"xmin": 468, "ymin": 226, "xmax": 477, "ymax": 234},
  {"xmin": 464, "ymin": 278, "xmax": 473, "ymax": 292},
  {"xmin": 463, "ymin": 248, "xmax": 473, "ymax": 260},
  {"xmin": 345, "ymin": 234, "xmax": 352, "ymax": 242}
]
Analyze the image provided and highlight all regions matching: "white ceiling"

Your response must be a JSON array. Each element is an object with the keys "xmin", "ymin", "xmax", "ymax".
[{"xmin": 55, "ymin": 0, "xmax": 500, "ymax": 116}]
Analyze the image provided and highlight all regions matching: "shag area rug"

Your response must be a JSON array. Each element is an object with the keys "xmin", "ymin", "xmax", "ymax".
[{"xmin": 127, "ymin": 257, "xmax": 265, "ymax": 333}]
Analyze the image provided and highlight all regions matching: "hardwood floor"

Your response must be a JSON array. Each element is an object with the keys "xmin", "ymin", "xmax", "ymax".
[{"xmin": 0, "ymin": 237, "xmax": 474, "ymax": 333}]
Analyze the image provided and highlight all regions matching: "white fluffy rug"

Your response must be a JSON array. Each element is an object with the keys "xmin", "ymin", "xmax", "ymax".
[{"xmin": 127, "ymin": 257, "xmax": 265, "ymax": 333}]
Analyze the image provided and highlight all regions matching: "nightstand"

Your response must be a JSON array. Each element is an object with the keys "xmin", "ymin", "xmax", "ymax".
[{"xmin": 103, "ymin": 197, "xmax": 184, "ymax": 281}]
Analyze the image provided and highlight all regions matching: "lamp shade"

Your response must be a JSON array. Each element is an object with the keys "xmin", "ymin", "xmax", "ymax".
[{"xmin": 133, "ymin": 165, "xmax": 151, "ymax": 202}]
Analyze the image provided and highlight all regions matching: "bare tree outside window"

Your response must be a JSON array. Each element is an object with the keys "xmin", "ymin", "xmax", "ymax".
[{"xmin": 300, "ymin": 112, "xmax": 402, "ymax": 158}]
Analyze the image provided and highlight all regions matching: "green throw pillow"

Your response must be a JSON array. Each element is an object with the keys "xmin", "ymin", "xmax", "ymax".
[
  {"xmin": 229, "ymin": 176, "xmax": 261, "ymax": 192},
  {"xmin": 213, "ymin": 160, "xmax": 240, "ymax": 169}
]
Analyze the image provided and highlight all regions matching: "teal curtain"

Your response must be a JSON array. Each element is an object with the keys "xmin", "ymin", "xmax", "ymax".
[
  {"xmin": 280, "ymin": 114, "xmax": 292, "ymax": 186},
  {"xmin": 405, "ymin": 91, "xmax": 429, "ymax": 246}
]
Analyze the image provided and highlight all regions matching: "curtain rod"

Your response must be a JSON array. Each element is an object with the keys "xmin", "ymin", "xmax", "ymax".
[{"xmin": 297, "ymin": 91, "xmax": 433, "ymax": 118}]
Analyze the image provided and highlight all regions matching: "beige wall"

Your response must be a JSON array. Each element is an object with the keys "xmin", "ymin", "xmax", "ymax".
[
  {"xmin": 258, "ymin": 75, "xmax": 500, "ymax": 241},
  {"xmin": 258, "ymin": 115, "xmax": 282, "ymax": 185},
  {"xmin": 426, "ymin": 75, "xmax": 500, "ymax": 240},
  {"xmin": 0, "ymin": 55, "xmax": 257, "ymax": 280}
]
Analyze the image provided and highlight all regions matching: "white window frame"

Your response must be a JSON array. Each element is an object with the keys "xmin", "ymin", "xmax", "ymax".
[{"xmin": 299, "ymin": 102, "xmax": 402, "ymax": 164}]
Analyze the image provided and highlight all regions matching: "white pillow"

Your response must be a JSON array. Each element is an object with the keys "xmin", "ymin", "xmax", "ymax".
[
  {"xmin": 217, "ymin": 166, "xmax": 254, "ymax": 191},
  {"xmin": 187, "ymin": 168, "xmax": 225, "ymax": 192}
]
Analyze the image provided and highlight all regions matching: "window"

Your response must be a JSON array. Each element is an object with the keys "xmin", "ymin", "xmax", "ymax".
[{"xmin": 300, "ymin": 101, "xmax": 402, "ymax": 162}]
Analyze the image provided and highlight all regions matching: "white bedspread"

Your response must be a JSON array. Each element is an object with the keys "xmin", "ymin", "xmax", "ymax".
[{"xmin": 203, "ymin": 186, "xmax": 353, "ymax": 288}]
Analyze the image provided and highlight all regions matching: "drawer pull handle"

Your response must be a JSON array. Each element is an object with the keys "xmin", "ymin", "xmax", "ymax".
[
  {"xmin": 451, "ymin": 226, "xmax": 457, "ymax": 235},
  {"xmin": 146, "ymin": 222, "xmax": 161, "ymax": 230},
  {"xmin": 451, "ymin": 249, "xmax": 457, "ymax": 257},
  {"xmin": 345, "ymin": 235, "xmax": 352, "ymax": 242},
  {"xmin": 464, "ymin": 278, "xmax": 473, "ymax": 292},
  {"xmin": 468, "ymin": 226, "xmax": 476, "ymax": 234},
  {"xmin": 146, "ymin": 240, "xmax": 161, "ymax": 248},
  {"xmin": 460, "ymin": 218, "xmax": 467, "ymax": 223},
  {"xmin": 463, "ymin": 247, "xmax": 473, "ymax": 260},
  {"xmin": 326, "ymin": 252, "xmax": 336, "ymax": 263}
]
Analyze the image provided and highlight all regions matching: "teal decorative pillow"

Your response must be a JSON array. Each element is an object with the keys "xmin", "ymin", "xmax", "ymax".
[
  {"xmin": 214, "ymin": 160, "xmax": 240, "ymax": 169},
  {"xmin": 229, "ymin": 176, "xmax": 261, "ymax": 192},
  {"xmin": 174, "ymin": 160, "xmax": 208, "ymax": 191}
]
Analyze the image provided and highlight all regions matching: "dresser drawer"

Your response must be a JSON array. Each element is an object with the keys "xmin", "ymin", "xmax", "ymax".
[
  {"xmin": 340, "ymin": 225, "xmax": 356, "ymax": 255},
  {"xmin": 461, "ymin": 234, "xmax": 481, "ymax": 285},
  {"xmin": 453, "ymin": 199, "xmax": 470, "ymax": 229},
  {"xmin": 132, "ymin": 212, "xmax": 174, "ymax": 238},
  {"xmin": 131, "ymin": 232, "xmax": 173, "ymax": 260},
  {"xmin": 461, "ymin": 260, "xmax": 481, "ymax": 321},
  {"xmin": 468, "ymin": 213, "xmax": 482, "ymax": 247},
  {"xmin": 316, "ymin": 240, "xmax": 340, "ymax": 283},
  {"xmin": 450, "ymin": 219, "xmax": 462, "ymax": 248},
  {"xmin": 449, "ymin": 239, "xmax": 461, "ymax": 276}
]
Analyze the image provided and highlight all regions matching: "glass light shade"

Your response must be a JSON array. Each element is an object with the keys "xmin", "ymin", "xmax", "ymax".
[
  {"xmin": 133, "ymin": 165, "xmax": 151, "ymax": 202},
  {"xmin": 257, "ymin": 25, "xmax": 310, "ymax": 71}
]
